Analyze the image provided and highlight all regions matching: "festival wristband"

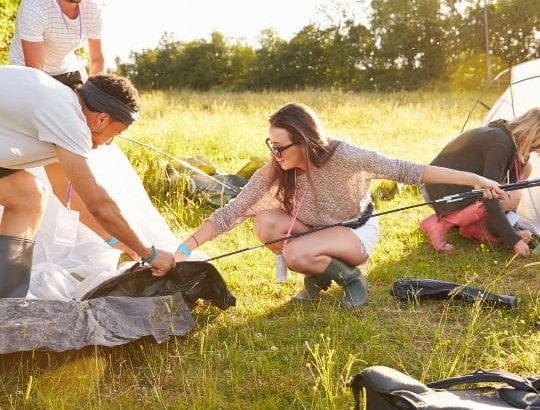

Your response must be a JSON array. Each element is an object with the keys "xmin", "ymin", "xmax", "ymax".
[
  {"xmin": 177, "ymin": 243, "xmax": 192, "ymax": 257},
  {"xmin": 106, "ymin": 236, "xmax": 118, "ymax": 247},
  {"xmin": 141, "ymin": 245, "xmax": 158, "ymax": 264}
]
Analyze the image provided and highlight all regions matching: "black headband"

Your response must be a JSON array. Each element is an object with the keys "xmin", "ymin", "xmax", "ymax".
[{"xmin": 79, "ymin": 80, "xmax": 139, "ymax": 126}]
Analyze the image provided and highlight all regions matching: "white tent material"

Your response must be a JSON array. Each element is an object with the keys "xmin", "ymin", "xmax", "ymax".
[
  {"xmin": 517, "ymin": 153, "xmax": 540, "ymax": 235},
  {"xmin": 6, "ymin": 142, "xmax": 206, "ymax": 300},
  {"xmin": 480, "ymin": 58, "xmax": 540, "ymax": 236},
  {"xmin": 29, "ymin": 143, "xmax": 209, "ymax": 299},
  {"xmin": 481, "ymin": 58, "xmax": 540, "ymax": 126}
]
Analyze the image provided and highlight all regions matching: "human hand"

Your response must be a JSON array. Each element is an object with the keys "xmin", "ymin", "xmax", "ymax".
[
  {"xmin": 499, "ymin": 191, "xmax": 521, "ymax": 210},
  {"xmin": 517, "ymin": 229, "xmax": 532, "ymax": 244},
  {"xmin": 474, "ymin": 176, "xmax": 505, "ymax": 199},
  {"xmin": 149, "ymin": 249, "xmax": 176, "ymax": 277},
  {"xmin": 512, "ymin": 239, "xmax": 530, "ymax": 256}
]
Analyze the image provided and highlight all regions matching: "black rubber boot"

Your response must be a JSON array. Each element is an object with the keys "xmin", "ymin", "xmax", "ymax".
[
  {"xmin": 292, "ymin": 274, "xmax": 332, "ymax": 301},
  {"xmin": 323, "ymin": 258, "xmax": 368, "ymax": 309},
  {"xmin": 0, "ymin": 235, "xmax": 34, "ymax": 298}
]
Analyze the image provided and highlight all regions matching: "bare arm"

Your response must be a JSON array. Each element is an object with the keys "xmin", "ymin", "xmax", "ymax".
[
  {"xmin": 55, "ymin": 147, "xmax": 175, "ymax": 272},
  {"xmin": 21, "ymin": 40, "xmax": 45, "ymax": 70},
  {"xmin": 87, "ymin": 38, "xmax": 104, "ymax": 75},
  {"xmin": 173, "ymin": 219, "xmax": 215, "ymax": 263},
  {"xmin": 421, "ymin": 165, "xmax": 505, "ymax": 198},
  {"xmin": 44, "ymin": 162, "xmax": 138, "ymax": 259}
]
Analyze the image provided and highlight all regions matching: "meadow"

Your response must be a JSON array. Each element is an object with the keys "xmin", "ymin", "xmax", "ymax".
[{"xmin": 0, "ymin": 90, "xmax": 538, "ymax": 409}]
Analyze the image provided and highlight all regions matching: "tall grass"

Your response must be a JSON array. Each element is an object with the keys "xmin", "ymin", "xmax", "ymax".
[{"xmin": 1, "ymin": 90, "xmax": 538, "ymax": 409}]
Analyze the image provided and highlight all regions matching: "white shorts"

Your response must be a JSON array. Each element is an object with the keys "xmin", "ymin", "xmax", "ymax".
[{"xmin": 350, "ymin": 215, "xmax": 379, "ymax": 257}]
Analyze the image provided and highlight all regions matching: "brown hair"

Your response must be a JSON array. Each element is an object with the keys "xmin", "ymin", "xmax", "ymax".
[{"xmin": 268, "ymin": 102, "xmax": 337, "ymax": 213}]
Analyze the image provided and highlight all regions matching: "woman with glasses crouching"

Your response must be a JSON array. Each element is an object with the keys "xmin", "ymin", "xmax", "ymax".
[{"xmin": 170, "ymin": 102, "xmax": 504, "ymax": 309}]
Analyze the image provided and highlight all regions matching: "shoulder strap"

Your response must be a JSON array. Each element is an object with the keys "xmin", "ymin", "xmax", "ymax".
[
  {"xmin": 427, "ymin": 369, "xmax": 538, "ymax": 393},
  {"xmin": 347, "ymin": 374, "xmax": 362, "ymax": 410},
  {"xmin": 530, "ymin": 376, "xmax": 540, "ymax": 390}
]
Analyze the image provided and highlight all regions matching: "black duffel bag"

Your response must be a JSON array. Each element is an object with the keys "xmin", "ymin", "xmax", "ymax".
[{"xmin": 348, "ymin": 366, "xmax": 540, "ymax": 410}]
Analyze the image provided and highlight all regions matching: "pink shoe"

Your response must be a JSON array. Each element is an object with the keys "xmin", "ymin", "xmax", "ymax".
[
  {"xmin": 459, "ymin": 222, "xmax": 502, "ymax": 245},
  {"xmin": 420, "ymin": 214, "xmax": 455, "ymax": 252}
]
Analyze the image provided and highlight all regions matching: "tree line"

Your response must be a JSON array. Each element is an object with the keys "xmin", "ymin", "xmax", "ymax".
[{"xmin": 2, "ymin": 0, "xmax": 538, "ymax": 92}]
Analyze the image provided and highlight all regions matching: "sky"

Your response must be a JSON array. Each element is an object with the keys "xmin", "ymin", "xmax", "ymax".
[{"xmin": 101, "ymin": 0, "xmax": 360, "ymax": 69}]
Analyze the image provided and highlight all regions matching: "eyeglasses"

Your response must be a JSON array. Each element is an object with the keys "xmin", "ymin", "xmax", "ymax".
[{"xmin": 265, "ymin": 138, "xmax": 297, "ymax": 159}]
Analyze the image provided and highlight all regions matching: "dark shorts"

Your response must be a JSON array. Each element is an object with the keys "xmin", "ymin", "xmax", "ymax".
[
  {"xmin": 52, "ymin": 70, "xmax": 84, "ymax": 90},
  {"xmin": 0, "ymin": 167, "xmax": 21, "ymax": 179}
]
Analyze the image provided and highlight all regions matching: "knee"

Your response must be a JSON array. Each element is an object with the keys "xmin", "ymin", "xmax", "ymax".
[
  {"xmin": 9, "ymin": 175, "xmax": 48, "ymax": 216},
  {"xmin": 253, "ymin": 209, "xmax": 284, "ymax": 242},
  {"xmin": 282, "ymin": 242, "xmax": 310, "ymax": 272}
]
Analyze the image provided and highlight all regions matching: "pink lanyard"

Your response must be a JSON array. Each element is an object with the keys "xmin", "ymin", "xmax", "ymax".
[
  {"xmin": 66, "ymin": 181, "xmax": 73, "ymax": 209},
  {"xmin": 284, "ymin": 172, "xmax": 305, "ymax": 245},
  {"xmin": 56, "ymin": 0, "xmax": 83, "ymax": 41},
  {"xmin": 514, "ymin": 160, "xmax": 522, "ymax": 182}
]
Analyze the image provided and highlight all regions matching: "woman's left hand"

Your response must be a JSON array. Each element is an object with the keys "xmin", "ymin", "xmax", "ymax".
[{"xmin": 513, "ymin": 239, "xmax": 530, "ymax": 256}]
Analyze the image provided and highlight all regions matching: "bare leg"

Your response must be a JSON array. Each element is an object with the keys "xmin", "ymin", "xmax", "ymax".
[
  {"xmin": 253, "ymin": 209, "xmax": 367, "ymax": 274},
  {"xmin": 0, "ymin": 170, "xmax": 48, "ymax": 239},
  {"xmin": 0, "ymin": 170, "xmax": 46, "ymax": 297},
  {"xmin": 254, "ymin": 209, "xmax": 369, "ymax": 307}
]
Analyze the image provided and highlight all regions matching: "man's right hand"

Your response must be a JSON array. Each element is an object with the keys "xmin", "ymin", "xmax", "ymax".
[{"xmin": 149, "ymin": 249, "xmax": 176, "ymax": 277}]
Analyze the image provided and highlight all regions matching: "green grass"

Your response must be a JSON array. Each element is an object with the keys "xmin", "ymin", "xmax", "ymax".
[{"xmin": 1, "ymin": 90, "xmax": 538, "ymax": 409}]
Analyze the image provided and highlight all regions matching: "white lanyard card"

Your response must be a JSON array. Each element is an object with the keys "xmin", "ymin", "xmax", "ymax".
[{"xmin": 54, "ymin": 208, "xmax": 80, "ymax": 246}]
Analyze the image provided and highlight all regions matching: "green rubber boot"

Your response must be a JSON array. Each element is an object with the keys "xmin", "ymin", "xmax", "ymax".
[
  {"xmin": 323, "ymin": 258, "xmax": 368, "ymax": 309},
  {"xmin": 292, "ymin": 274, "xmax": 332, "ymax": 301},
  {"xmin": 0, "ymin": 235, "xmax": 34, "ymax": 298}
]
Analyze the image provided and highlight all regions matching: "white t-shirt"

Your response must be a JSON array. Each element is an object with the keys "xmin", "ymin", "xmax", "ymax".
[
  {"xmin": 9, "ymin": 0, "xmax": 102, "ymax": 76},
  {"xmin": 0, "ymin": 65, "xmax": 92, "ymax": 169}
]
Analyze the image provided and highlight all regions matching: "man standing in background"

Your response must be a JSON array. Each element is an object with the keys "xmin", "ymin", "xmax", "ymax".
[{"xmin": 9, "ymin": 0, "xmax": 104, "ymax": 89}]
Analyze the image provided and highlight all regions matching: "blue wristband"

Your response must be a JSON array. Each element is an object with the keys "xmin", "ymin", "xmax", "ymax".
[
  {"xmin": 177, "ymin": 243, "xmax": 192, "ymax": 257},
  {"xmin": 106, "ymin": 237, "xmax": 118, "ymax": 247},
  {"xmin": 141, "ymin": 245, "xmax": 158, "ymax": 264}
]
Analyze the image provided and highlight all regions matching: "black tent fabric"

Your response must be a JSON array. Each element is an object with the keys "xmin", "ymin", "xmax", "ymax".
[
  {"xmin": 391, "ymin": 278, "xmax": 518, "ymax": 308},
  {"xmin": 0, "ymin": 261, "xmax": 236, "ymax": 354},
  {"xmin": 81, "ymin": 260, "xmax": 236, "ymax": 310}
]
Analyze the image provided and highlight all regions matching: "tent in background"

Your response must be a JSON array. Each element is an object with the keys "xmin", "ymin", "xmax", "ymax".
[{"xmin": 480, "ymin": 58, "xmax": 540, "ymax": 125}]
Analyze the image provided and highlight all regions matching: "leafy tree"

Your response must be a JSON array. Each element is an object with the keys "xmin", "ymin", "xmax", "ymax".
[
  {"xmin": 330, "ymin": 20, "xmax": 374, "ymax": 90},
  {"xmin": 94, "ymin": 0, "xmax": 540, "ymax": 91},
  {"xmin": 489, "ymin": 0, "xmax": 540, "ymax": 65},
  {"xmin": 247, "ymin": 29, "xmax": 288, "ymax": 90},
  {"xmin": 172, "ymin": 32, "xmax": 233, "ymax": 90},
  {"xmin": 439, "ymin": 0, "xmax": 538, "ymax": 89},
  {"xmin": 369, "ymin": 0, "xmax": 445, "ymax": 90},
  {"xmin": 0, "ymin": 0, "xmax": 21, "ymax": 64},
  {"xmin": 226, "ymin": 42, "xmax": 256, "ymax": 91}
]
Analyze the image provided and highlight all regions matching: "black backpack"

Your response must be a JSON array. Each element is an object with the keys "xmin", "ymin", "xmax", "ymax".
[{"xmin": 348, "ymin": 366, "xmax": 540, "ymax": 410}]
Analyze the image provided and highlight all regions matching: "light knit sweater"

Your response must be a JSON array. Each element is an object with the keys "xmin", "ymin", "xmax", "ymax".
[{"xmin": 209, "ymin": 140, "xmax": 426, "ymax": 236}]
